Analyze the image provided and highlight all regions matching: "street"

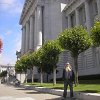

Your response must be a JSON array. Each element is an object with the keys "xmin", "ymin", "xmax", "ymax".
[{"xmin": 0, "ymin": 84, "xmax": 63, "ymax": 100}]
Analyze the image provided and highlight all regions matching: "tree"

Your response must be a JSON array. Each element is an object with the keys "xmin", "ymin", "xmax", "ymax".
[
  {"xmin": 29, "ymin": 49, "xmax": 45, "ymax": 84},
  {"xmin": 58, "ymin": 26, "xmax": 92, "ymax": 85},
  {"xmin": 38, "ymin": 63, "xmax": 53, "ymax": 82},
  {"xmin": 91, "ymin": 21, "xmax": 100, "ymax": 47},
  {"xmin": 20, "ymin": 54, "xmax": 30, "ymax": 83},
  {"xmin": 15, "ymin": 60, "xmax": 23, "ymax": 82},
  {"xmin": 42, "ymin": 40, "xmax": 62, "ymax": 85},
  {"xmin": 27, "ymin": 53, "xmax": 35, "ymax": 83},
  {"xmin": 0, "ymin": 39, "xmax": 3, "ymax": 53},
  {"xmin": 15, "ymin": 53, "xmax": 36, "ymax": 83},
  {"xmin": 0, "ymin": 70, "xmax": 7, "ymax": 77}
]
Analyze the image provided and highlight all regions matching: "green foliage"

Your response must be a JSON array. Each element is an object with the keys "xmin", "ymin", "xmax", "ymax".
[
  {"xmin": 15, "ymin": 54, "xmax": 31, "ymax": 73},
  {"xmin": 32, "ymin": 40, "xmax": 62, "ymax": 75},
  {"xmin": 91, "ymin": 21, "xmax": 100, "ymax": 47},
  {"xmin": 0, "ymin": 70, "xmax": 7, "ymax": 77},
  {"xmin": 43, "ymin": 40, "xmax": 62, "ymax": 57},
  {"xmin": 31, "ymin": 48, "xmax": 45, "ymax": 67},
  {"xmin": 15, "ymin": 60, "xmax": 23, "ymax": 73},
  {"xmin": 58, "ymin": 26, "xmax": 92, "ymax": 57},
  {"xmin": 20, "ymin": 54, "xmax": 30, "ymax": 72},
  {"xmin": 58, "ymin": 26, "xmax": 92, "ymax": 85},
  {"xmin": 42, "ymin": 40, "xmax": 62, "ymax": 65}
]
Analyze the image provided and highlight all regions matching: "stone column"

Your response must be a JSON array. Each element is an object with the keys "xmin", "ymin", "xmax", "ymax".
[
  {"xmin": 21, "ymin": 27, "xmax": 24, "ymax": 55},
  {"xmin": 34, "ymin": 9, "xmax": 37, "ymax": 50},
  {"xmin": 68, "ymin": 15, "xmax": 71, "ymax": 28},
  {"xmin": 75, "ymin": 8, "xmax": 80, "ymax": 26},
  {"xmin": 97, "ymin": 0, "xmax": 100, "ymax": 19},
  {"xmin": 25, "ymin": 21, "xmax": 30, "ymax": 53},
  {"xmin": 21, "ymin": 27, "xmax": 26, "ymax": 55},
  {"xmin": 29, "ymin": 15, "xmax": 34, "ymax": 51},
  {"xmin": 85, "ymin": 0, "xmax": 91, "ymax": 31},
  {"xmin": 34, "ymin": 5, "xmax": 42, "ymax": 50}
]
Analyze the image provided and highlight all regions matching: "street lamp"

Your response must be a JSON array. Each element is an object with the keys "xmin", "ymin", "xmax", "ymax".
[
  {"xmin": 16, "ymin": 51, "xmax": 21, "ymax": 60},
  {"xmin": 7, "ymin": 64, "xmax": 10, "ymax": 84}
]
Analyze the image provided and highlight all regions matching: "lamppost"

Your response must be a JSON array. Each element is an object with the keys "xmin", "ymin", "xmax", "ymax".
[
  {"xmin": 16, "ymin": 51, "xmax": 21, "ymax": 60},
  {"xmin": 7, "ymin": 64, "xmax": 10, "ymax": 84}
]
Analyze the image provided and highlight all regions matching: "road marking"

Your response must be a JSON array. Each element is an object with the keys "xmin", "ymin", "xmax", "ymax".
[{"xmin": 0, "ymin": 97, "xmax": 35, "ymax": 100}]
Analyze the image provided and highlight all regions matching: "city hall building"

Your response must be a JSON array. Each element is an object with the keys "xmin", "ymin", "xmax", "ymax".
[{"xmin": 19, "ymin": 0, "xmax": 100, "ymax": 82}]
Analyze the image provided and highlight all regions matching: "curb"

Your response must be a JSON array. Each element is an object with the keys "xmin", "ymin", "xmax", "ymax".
[{"xmin": 20, "ymin": 85, "xmax": 100, "ymax": 100}]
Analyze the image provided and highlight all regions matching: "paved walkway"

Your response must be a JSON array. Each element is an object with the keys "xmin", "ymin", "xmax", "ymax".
[
  {"xmin": 0, "ymin": 84, "xmax": 63, "ymax": 100},
  {"xmin": 0, "ymin": 97, "xmax": 35, "ymax": 100},
  {"xmin": 21, "ymin": 85, "xmax": 100, "ymax": 100},
  {"xmin": 0, "ymin": 84, "xmax": 79, "ymax": 100}
]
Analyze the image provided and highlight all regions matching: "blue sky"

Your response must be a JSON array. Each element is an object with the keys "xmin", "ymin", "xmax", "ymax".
[{"xmin": 0, "ymin": 0, "xmax": 25, "ymax": 65}]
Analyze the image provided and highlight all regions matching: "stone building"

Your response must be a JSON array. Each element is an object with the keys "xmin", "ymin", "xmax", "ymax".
[{"xmin": 19, "ymin": 0, "xmax": 100, "ymax": 82}]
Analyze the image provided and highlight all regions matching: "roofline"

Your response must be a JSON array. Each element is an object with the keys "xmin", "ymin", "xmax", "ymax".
[{"xmin": 19, "ymin": 0, "xmax": 28, "ymax": 25}]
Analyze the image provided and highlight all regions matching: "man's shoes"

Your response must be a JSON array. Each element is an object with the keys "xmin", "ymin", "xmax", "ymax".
[
  {"xmin": 71, "ymin": 97, "xmax": 76, "ymax": 100},
  {"xmin": 61, "ymin": 96, "xmax": 66, "ymax": 100}
]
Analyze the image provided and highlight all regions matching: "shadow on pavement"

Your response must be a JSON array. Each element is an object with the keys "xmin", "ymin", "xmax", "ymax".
[
  {"xmin": 16, "ymin": 88, "xmax": 28, "ymax": 90},
  {"xmin": 25, "ymin": 91, "xmax": 43, "ymax": 94},
  {"xmin": 46, "ymin": 97, "xmax": 76, "ymax": 100},
  {"xmin": 80, "ymin": 90, "xmax": 99, "ymax": 93},
  {"xmin": 45, "ymin": 97, "xmax": 63, "ymax": 100}
]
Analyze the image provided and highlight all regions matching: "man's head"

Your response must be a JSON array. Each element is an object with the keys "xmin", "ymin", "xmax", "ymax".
[
  {"xmin": 65, "ymin": 62, "xmax": 72, "ymax": 70},
  {"xmin": 66, "ymin": 62, "xmax": 69, "ymax": 65}
]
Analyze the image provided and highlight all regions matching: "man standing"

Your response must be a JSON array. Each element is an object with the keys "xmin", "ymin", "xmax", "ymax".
[{"xmin": 62, "ymin": 62, "xmax": 75, "ymax": 99}]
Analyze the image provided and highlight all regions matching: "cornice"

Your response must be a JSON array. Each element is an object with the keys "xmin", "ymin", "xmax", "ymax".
[
  {"xmin": 19, "ymin": 0, "xmax": 35, "ymax": 25},
  {"xmin": 19, "ymin": 0, "xmax": 44, "ymax": 25},
  {"xmin": 63, "ymin": 0, "xmax": 79, "ymax": 11}
]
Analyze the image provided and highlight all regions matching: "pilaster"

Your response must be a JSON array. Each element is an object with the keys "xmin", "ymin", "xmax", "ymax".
[
  {"xmin": 97, "ymin": 0, "xmax": 100, "ymax": 20},
  {"xmin": 68, "ymin": 15, "xmax": 71, "ymax": 28},
  {"xmin": 85, "ymin": 0, "xmax": 91, "ymax": 32},
  {"xmin": 75, "ymin": 8, "xmax": 80, "ymax": 26},
  {"xmin": 29, "ymin": 15, "xmax": 35, "ymax": 51},
  {"xmin": 25, "ymin": 21, "xmax": 30, "ymax": 52},
  {"xmin": 21, "ymin": 26, "xmax": 26, "ymax": 55},
  {"xmin": 34, "ymin": 5, "xmax": 43, "ymax": 50}
]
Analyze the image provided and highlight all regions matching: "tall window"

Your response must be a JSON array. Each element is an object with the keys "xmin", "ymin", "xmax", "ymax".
[
  {"xmin": 89, "ymin": 0, "xmax": 98, "ymax": 26},
  {"xmin": 70, "ymin": 12, "xmax": 76, "ymax": 27},
  {"xmin": 79, "ymin": 5, "xmax": 86, "ymax": 27},
  {"xmin": 93, "ymin": 0, "xmax": 98, "ymax": 16}
]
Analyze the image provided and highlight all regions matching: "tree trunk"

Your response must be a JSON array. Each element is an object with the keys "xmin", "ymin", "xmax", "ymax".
[
  {"xmin": 20, "ymin": 73, "xmax": 21, "ymax": 83},
  {"xmin": 53, "ymin": 67, "xmax": 56, "ymax": 85},
  {"xmin": 40, "ymin": 68, "xmax": 43, "ymax": 84},
  {"xmin": 47, "ymin": 73, "xmax": 49, "ymax": 82},
  {"xmin": 73, "ymin": 55, "xmax": 79, "ymax": 86},
  {"xmin": 25, "ymin": 72, "xmax": 27, "ymax": 83},
  {"xmin": 32, "ymin": 67, "xmax": 34, "ymax": 83}
]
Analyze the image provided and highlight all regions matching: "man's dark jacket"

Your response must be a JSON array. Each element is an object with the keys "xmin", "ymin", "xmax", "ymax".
[{"xmin": 62, "ymin": 69, "xmax": 75, "ymax": 82}]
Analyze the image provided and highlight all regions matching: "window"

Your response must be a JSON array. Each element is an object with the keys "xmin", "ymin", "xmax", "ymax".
[
  {"xmin": 89, "ymin": 0, "xmax": 98, "ymax": 26},
  {"xmin": 70, "ymin": 12, "xmax": 76, "ymax": 27},
  {"xmin": 79, "ymin": 5, "xmax": 86, "ymax": 27},
  {"xmin": 94, "ymin": 0, "xmax": 98, "ymax": 16}
]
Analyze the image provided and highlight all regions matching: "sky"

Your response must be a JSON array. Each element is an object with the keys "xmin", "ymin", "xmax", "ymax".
[{"xmin": 0, "ymin": 0, "xmax": 25, "ymax": 65}]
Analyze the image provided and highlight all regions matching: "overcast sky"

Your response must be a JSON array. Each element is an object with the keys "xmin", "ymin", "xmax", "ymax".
[{"xmin": 0, "ymin": 0, "xmax": 25, "ymax": 65}]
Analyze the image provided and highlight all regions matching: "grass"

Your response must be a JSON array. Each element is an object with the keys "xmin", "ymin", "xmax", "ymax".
[
  {"xmin": 24, "ymin": 80, "xmax": 100, "ymax": 93},
  {"xmin": 74, "ymin": 84, "xmax": 100, "ymax": 93},
  {"xmin": 25, "ymin": 82, "xmax": 63, "ymax": 89}
]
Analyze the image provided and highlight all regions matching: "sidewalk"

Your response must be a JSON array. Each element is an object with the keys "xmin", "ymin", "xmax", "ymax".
[{"xmin": 20, "ymin": 84, "xmax": 100, "ymax": 100}]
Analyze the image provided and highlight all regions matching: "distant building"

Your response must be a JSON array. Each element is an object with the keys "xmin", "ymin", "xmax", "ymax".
[
  {"xmin": 19, "ymin": 0, "xmax": 100, "ymax": 82},
  {"xmin": 0, "ymin": 65, "xmax": 7, "ymax": 73},
  {"xmin": 0, "ymin": 65, "xmax": 15, "ymax": 75}
]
